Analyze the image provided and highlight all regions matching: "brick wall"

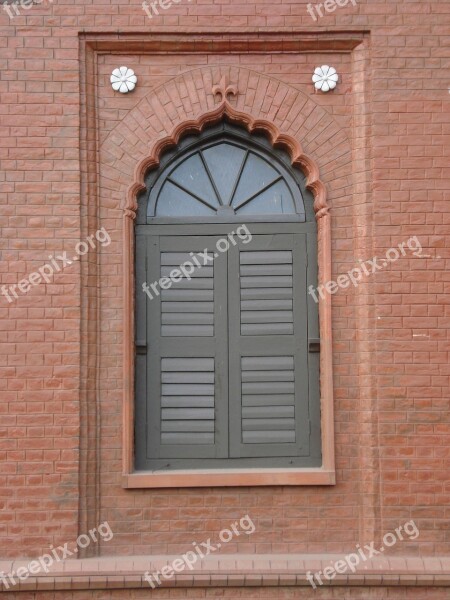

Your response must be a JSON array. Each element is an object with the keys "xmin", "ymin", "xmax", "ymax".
[{"xmin": 0, "ymin": 0, "xmax": 449, "ymax": 596}]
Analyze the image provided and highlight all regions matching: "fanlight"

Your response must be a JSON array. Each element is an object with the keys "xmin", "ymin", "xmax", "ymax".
[{"xmin": 147, "ymin": 139, "xmax": 306, "ymax": 220}]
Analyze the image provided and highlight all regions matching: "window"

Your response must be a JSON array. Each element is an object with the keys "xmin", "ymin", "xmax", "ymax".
[{"xmin": 134, "ymin": 122, "xmax": 321, "ymax": 471}]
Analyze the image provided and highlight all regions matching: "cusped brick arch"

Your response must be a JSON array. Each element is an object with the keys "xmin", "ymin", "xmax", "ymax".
[
  {"xmin": 102, "ymin": 66, "xmax": 351, "ymax": 486},
  {"xmin": 102, "ymin": 66, "xmax": 350, "ymax": 219}
]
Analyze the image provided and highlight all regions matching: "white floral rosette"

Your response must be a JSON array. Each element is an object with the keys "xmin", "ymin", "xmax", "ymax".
[
  {"xmin": 110, "ymin": 67, "xmax": 137, "ymax": 93},
  {"xmin": 312, "ymin": 65, "xmax": 339, "ymax": 92}
]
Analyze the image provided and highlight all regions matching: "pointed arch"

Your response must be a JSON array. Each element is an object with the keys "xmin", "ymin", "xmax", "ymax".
[
  {"xmin": 125, "ymin": 101, "xmax": 330, "ymax": 223},
  {"xmin": 109, "ymin": 66, "xmax": 351, "ymax": 486}
]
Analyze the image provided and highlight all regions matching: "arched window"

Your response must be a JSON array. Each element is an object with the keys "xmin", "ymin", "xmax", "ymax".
[
  {"xmin": 134, "ymin": 122, "xmax": 321, "ymax": 471},
  {"xmin": 149, "ymin": 138, "xmax": 305, "ymax": 219}
]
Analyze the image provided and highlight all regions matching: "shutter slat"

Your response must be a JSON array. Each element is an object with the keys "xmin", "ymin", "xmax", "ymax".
[
  {"xmin": 162, "ymin": 313, "xmax": 214, "ymax": 326},
  {"xmin": 240, "ymin": 251, "xmax": 292, "ymax": 264},
  {"xmin": 161, "ymin": 372, "xmax": 215, "ymax": 384},
  {"xmin": 241, "ymin": 370, "xmax": 294, "ymax": 383},
  {"xmin": 243, "ymin": 431, "xmax": 296, "ymax": 443},
  {"xmin": 162, "ymin": 408, "xmax": 215, "ymax": 420},
  {"xmin": 240, "ymin": 264, "xmax": 293, "ymax": 276},
  {"xmin": 242, "ymin": 356, "xmax": 294, "ymax": 370},
  {"xmin": 162, "ymin": 383, "xmax": 215, "ymax": 395},
  {"xmin": 162, "ymin": 396, "xmax": 215, "ymax": 408},
  {"xmin": 162, "ymin": 302, "xmax": 214, "ymax": 313},
  {"xmin": 242, "ymin": 394, "xmax": 295, "ymax": 407},
  {"xmin": 241, "ymin": 310, "xmax": 294, "ymax": 324},
  {"xmin": 161, "ymin": 252, "xmax": 213, "ymax": 265},
  {"xmin": 161, "ymin": 266, "xmax": 214, "ymax": 278},
  {"xmin": 242, "ymin": 381, "xmax": 295, "ymax": 394},
  {"xmin": 162, "ymin": 358, "xmax": 214, "ymax": 372},
  {"xmin": 242, "ymin": 418, "xmax": 296, "ymax": 431},
  {"xmin": 241, "ymin": 299, "xmax": 293, "ymax": 311},
  {"xmin": 240, "ymin": 276, "xmax": 293, "ymax": 288},
  {"xmin": 242, "ymin": 406, "xmax": 295, "ymax": 418},
  {"xmin": 241, "ymin": 323, "xmax": 294, "ymax": 336},
  {"xmin": 240, "ymin": 288, "xmax": 292, "ymax": 300},
  {"xmin": 162, "ymin": 433, "xmax": 214, "ymax": 445},
  {"xmin": 161, "ymin": 420, "xmax": 215, "ymax": 432},
  {"xmin": 161, "ymin": 289, "xmax": 214, "ymax": 301},
  {"xmin": 162, "ymin": 325, "xmax": 214, "ymax": 337},
  {"xmin": 170, "ymin": 278, "xmax": 214, "ymax": 289}
]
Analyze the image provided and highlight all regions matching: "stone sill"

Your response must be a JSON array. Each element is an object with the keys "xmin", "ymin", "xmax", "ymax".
[
  {"xmin": 123, "ymin": 468, "xmax": 336, "ymax": 488},
  {"xmin": 1, "ymin": 554, "xmax": 450, "ymax": 592}
]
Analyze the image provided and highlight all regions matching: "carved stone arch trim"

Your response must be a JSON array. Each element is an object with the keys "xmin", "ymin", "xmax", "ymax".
[
  {"xmin": 114, "ymin": 66, "xmax": 346, "ymax": 487},
  {"xmin": 126, "ymin": 102, "xmax": 329, "ymax": 222},
  {"xmin": 120, "ymin": 69, "xmax": 340, "ymax": 222}
]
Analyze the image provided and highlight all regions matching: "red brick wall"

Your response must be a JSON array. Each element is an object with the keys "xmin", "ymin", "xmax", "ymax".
[
  {"xmin": 0, "ymin": 0, "xmax": 449, "ymax": 583},
  {"xmin": 95, "ymin": 55, "xmax": 354, "ymax": 554}
]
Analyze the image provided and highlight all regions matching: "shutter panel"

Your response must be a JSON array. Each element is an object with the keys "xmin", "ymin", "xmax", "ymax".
[
  {"xmin": 228, "ymin": 234, "xmax": 310, "ymax": 459},
  {"xmin": 240, "ymin": 250, "xmax": 294, "ymax": 335},
  {"xmin": 160, "ymin": 251, "xmax": 214, "ymax": 337},
  {"xmin": 160, "ymin": 357, "xmax": 215, "ymax": 445},
  {"xmin": 241, "ymin": 355, "xmax": 296, "ymax": 444},
  {"xmin": 144, "ymin": 235, "xmax": 229, "ymax": 465}
]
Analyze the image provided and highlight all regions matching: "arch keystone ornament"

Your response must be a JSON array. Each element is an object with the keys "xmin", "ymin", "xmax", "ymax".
[
  {"xmin": 102, "ymin": 66, "xmax": 349, "ymax": 487},
  {"xmin": 212, "ymin": 75, "xmax": 238, "ymax": 104}
]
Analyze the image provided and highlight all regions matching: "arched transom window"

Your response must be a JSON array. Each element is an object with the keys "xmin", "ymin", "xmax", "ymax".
[
  {"xmin": 149, "ymin": 139, "xmax": 306, "ymax": 219},
  {"xmin": 142, "ymin": 123, "xmax": 313, "ymax": 223}
]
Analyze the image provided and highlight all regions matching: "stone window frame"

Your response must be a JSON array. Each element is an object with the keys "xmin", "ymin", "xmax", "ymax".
[{"xmin": 123, "ymin": 101, "xmax": 335, "ymax": 488}]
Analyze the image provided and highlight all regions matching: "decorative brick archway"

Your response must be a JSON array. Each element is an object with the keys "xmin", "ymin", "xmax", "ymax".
[{"xmin": 97, "ymin": 65, "xmax": 352, "ymax": 487}]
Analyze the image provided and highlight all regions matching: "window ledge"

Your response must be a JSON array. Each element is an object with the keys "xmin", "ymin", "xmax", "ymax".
[{"xmin": 122, "ymin": 468, "xmax": 335, "ymax": 488}]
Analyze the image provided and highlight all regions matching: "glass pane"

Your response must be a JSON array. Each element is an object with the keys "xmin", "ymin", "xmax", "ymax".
[
  {"xmin": 236, "ymin": 180, "xmax": 295, "ymax": 215},
  {"xmin": 156, "ymin": 181, "xmax": 216, "ymax": 217},
  {"xmin": 170, "ymin": 153, "xmax": 219, "ymax": 208},
  {"xmin": 203, "ymin": 143, "xmax": 247, "ymax": 205},
  {"xmin": 232, "ymin": 153, "xmax": 280, "ymax": 209}
]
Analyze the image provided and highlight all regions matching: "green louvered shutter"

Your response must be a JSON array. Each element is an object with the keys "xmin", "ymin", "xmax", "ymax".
[
  {"xmin": 135, "ymin": 234, "xmax": 229, "ymax": 469},
  {"xmin": 228, "ymin": 233, "xmax": 312, "ymax": 459}
]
